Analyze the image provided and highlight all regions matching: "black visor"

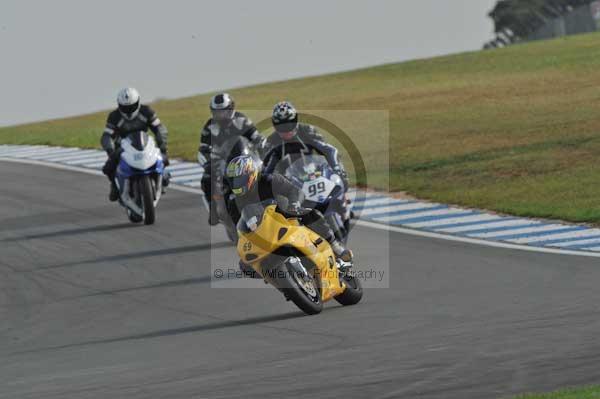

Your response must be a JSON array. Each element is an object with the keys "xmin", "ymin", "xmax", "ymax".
[
  {"xmin": 119, "ymin": 101, "xmax": 140, "ymax": 116},
  {"xmin": 274, "ymin": 121, "xmax": 298, "ymax": 133},
  {"xmin": 212, "ymin": 109, "xmax": 234, "ymax": 121},
  {"xmin": 230, "ymin": 175, "xmax": 250, "ymax": 192}
]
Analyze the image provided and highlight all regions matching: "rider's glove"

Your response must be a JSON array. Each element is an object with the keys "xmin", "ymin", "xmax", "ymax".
[
  {"xmin": 160, "ymin": 149, "xmax": 170, "ymax": 167},
  {"xmin": 289, "ymin": 201, "xmax": 311, "ymax": 216},
  {"xmin": 333, "ymin": 165, "xmax": 349, "ymax": 190},
  {"xmin": 199, "ymin": 143, "xmax": 212, "ymax": 155},
  {"xmin": 333, "ymin": 165, "xmax": 347, "ymax": 177},
  {"xmin": 197, "ymin": 151, "xmax": 208, "ymax": 166},
  {"xmin": 252, "ymin": 136, "xmax": 268, "ymax": 158}
]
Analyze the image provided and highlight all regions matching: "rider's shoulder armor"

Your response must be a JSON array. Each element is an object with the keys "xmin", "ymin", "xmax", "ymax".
[
  {"xmin": 138, "ymin": 104, "xmax": 156, "ymax": 122},
  {"xmin": 231, "ymin": 111, "xmax": 251, "ymax": 131},
  {"xmin": 266, "ymin": 131, "xmax": 279, "ymax": 145},
  {"xmin": 202, "ymin": 112, "xmax": 254, "ymax": 144},
  {"xmin": 202, "ymin": 118, "xmax": 220, "ymax": 137},
  {"xmin": 106, "ymin": 109, "xmax": 122, "ymax": 130},
  {"xmin": 297, "ymin": 123, "xmax": 323, "ymax": 141}
]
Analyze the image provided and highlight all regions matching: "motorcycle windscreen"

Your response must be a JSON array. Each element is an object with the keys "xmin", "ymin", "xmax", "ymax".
[
  {"xmin": 237, "ymin": 200, "xmax": 276, "ymax": 234},
  {"xmin": 285, "ymin": 155, "xmax": 331, "ymax": 183},
  {"xmin": 284, "ymin": 155, "xmax": 338, "ymax": 203},
  {"xmin": 128, "ymin": 131, "xmax": 150, "ymax": 151}
]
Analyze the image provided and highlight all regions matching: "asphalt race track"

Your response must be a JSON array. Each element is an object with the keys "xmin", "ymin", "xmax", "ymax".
[{"xmin": 2, "ymin": 161, "xmax": 600, "ymax": 399}]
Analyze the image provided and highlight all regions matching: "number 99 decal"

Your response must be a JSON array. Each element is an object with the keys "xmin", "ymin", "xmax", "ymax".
[
  {"xmin": 308, "ymin": 181, "xmax": 326, "ymax": 197},
  {"xmin": 303, "ymin": 177, "xmax": 334, "ymax": 201}
]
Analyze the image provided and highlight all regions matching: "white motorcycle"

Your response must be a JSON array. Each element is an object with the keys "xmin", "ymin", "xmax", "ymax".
[
  {"xmin": 115, "ymin": 131, "xmax": 168, "ymax": 225},
  {"xmin": 285, "ymin": 154, "xmax": 351, "ymax": 242}
]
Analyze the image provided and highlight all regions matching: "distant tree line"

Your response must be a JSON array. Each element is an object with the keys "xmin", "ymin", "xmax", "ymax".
[{"xmin": 484, "ymin": 0, "xmax": 595, "ymax": 48}]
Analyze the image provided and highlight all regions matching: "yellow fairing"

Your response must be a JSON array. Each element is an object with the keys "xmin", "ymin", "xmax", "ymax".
[{"xmin": 237, "ymin": 205, "xmax": 345, "ymax": 302}]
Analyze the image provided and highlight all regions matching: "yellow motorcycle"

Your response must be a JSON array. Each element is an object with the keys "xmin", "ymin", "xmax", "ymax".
[{"xmin": 236, "ymin": 200, "xmax": 363, "ymax": 315}]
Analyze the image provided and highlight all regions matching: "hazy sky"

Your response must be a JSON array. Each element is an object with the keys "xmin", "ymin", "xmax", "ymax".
[{"xmin": 0, "ymin": 0, "xmax": 497, "ymax": 126}]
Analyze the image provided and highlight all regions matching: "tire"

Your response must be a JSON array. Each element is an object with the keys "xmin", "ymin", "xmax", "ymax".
[
  {"xmin": 126, "ymin": 180, "xmax": 143, "ymax": 223},
  {"xmin": 272, "ymin": 262, "xmax": 323, "ymax": 315},
  {"xmin": 140, "ymin": 176, "xmax": 156, "ymax": 225},
  {"xmin": 334, "ymin": 273, "xmax": 363, "ymax": 306}
]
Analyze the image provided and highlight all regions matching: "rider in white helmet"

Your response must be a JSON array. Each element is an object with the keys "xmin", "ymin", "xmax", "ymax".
[{"xmin": 101, "ymin": 88, "xmax": 169, "ymax": 201}]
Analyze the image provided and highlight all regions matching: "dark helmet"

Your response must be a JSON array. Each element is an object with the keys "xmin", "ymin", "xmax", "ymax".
[
  {"xmin": 272, "ymin": 101, "xmax": 298, "ymax": 140},
  {"xmin": 210, "ymin": 93, "xmax": 235, "ymax": 126},
  {"xmin": 226, "ymin": 155, "xmax": 260, "ymax": 196}
]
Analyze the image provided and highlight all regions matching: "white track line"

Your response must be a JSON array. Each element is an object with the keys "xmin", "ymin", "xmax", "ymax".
[
  {"xmin": 359, "ymin": 202, "xmax": 440, "ymax": 217},
  {"xmin": 374, "ymin": 208, "xmax": 467, "ymax": 223},
  {"xmin": 468, "ymin": 224, "xmax": 570, "ymax": 239},
  {"xmin": 0, "ymin": 145, "xmax": 47, "ymax": 155},
  {"xmin": 6, "ymin": 147, "xmax": 74, "ymax": 158},
  {"xmin": 552, "ymin": 237, "xmax": 600, "ymax": 248},
  {"xmin": 170, "ymin": 167, "xmax": 205, "ymax": 177},
  {"xmin": 170, "ymin": 173, "xmax": 204, "ymax": 183},
  {"xmin": 167, "ymin": 162, "xmax": 200, "ymax": 171},
  {"xmin": 181, "ymin": 181, "xmax": 202, "ymax": 188},
  {"xmin": 0, "ymin": 144, "xmax": 45, "ymax": 152},
  {"xmin": 355, "ymin": 220, "xmax": 600, "ymax": 258},
  {"xmin": 352, "ymin": 197, "xmax": 408, "ymax": 208},
  {"xmin": 44, "ymin": 151, "xmax": 105, "ymax": 162},
  {"xmin": 9, "ymin": 150, "xmax": 76, "ymax": 159},
  {"xmin": 407, "ymin": 213, "xmax": 501, "ymax": 229},
  {"xmin": 508, "ymin": 229, "xmax": 600, "ymax": 244},
  {"xmin": 65, "ymin": 155, "xmax": 108, "ymax": 165},
  {"xmin": 81, "ymin": 161, "xmax": 107, "ymax": 168},
  {"xmin": 438, "ymin": 219, "xmax": 539, "ymax": 234},
  {"xmin": 27, "ymin": 149, "xmax": 84, "ymax": 159},
  {"xmin": 2, "ymin": 155, "xmax": 600, "ymax": 258},
  {"xmin": 0, "ymin": 157, "xmax": 104, "ymax": 175}
]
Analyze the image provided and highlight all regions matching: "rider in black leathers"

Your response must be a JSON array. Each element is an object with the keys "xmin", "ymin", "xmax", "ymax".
[
  {"xmin": 263, "ymin": 101, "xmax": 349, "ymax": 190},
  {"xmin": 101, "ymin": 88, "xmax": 169, "ymax": 201},
  {"xmin": 198, "ymin": 93, "xmax": 266, "ymax": 225}
]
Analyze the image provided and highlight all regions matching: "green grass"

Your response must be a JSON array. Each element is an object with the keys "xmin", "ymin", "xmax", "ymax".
[
  {"xmin": 4, "ymin": 32, "xmax": 600, "ymax": 222},
  {"xmin": 512, "ymin": 385, "xmax": 600, "ymax": 398}
]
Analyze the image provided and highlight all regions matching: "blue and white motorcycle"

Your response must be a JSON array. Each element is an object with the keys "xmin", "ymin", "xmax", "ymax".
[
  {"xmin": 285, "ymin": 154, "xmax": 351, "ymax": 242},
  {"xmin": 115, "ymin": 131, "xmax": 167, "ymax": 225}
]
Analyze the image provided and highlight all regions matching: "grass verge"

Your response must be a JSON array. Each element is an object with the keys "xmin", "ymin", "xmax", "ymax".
[
  {"xmin": 512, "ymin": 385, "xmax": 600, "ymax": 398},
  {"xmin": 3, "ymin": 32, "xmax": 600, "ymax": 222}
]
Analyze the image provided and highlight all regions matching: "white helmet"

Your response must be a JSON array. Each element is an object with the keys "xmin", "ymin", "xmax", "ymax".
[{"xmin": 117, "ymin": 88, "xmax": 141, "ymax": 120}]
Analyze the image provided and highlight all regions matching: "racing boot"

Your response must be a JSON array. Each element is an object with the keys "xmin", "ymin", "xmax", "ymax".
[
  {"xmin": 208, "ymin": 199, "xmax": 220, "ymax": 226},
  {"xmin": 162, "ymin": 171, "xmax": 171, "ymax": 194},
  {"xmin": 108, "ymin": 181, "xmax": 119, "ymax": 202},
  {"xmin": 330, "ymin": 239, "xmax": 353, "ymax": 263}
]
